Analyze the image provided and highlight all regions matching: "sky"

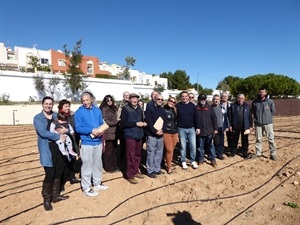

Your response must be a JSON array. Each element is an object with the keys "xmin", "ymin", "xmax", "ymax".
[{"xmin": 0, "ymin": 0, "xmax": 299, "ymax": 89}]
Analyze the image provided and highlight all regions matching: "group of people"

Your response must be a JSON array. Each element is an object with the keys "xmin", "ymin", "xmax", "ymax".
[{"xmin": 34, "ymin": 86, "xmax": 276, "ymax": 210}]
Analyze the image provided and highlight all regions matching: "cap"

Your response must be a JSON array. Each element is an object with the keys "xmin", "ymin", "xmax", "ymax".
[
  {"xmin": 198, "ymin": 94, "xmax": 207, "ymax": 101},
  {"xmin": 129, "ymin": 93, "xmax": 140, "ymax": 99}
]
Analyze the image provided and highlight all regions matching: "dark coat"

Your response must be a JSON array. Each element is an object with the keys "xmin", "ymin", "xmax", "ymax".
[
  {"xmin": 196, "ymin": 102, "xmax": 218, "ymax": 136},
  {"xmin": 101, "ymin": 105, "xmax": 118, "ymax": 140},
  {"xmin": 228, "ymin": 102, "xmax": 253, "ymax": 131}
]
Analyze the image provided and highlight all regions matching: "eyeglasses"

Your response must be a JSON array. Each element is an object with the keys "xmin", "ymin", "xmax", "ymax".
[
  {"xmin": 168, "ymin": 100, "xmax": 176, "ymax": 104},
  {"xmin": 156, "ymin": 98, "xmax": 163, "ymax": 101},
  {"xmin": 106, "ymin": 99, "xmax": 112, "ymax": 103}
]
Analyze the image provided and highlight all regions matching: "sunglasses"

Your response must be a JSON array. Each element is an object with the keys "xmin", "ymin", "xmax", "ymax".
[
  {"xmin": 106, "ymin": 99, "xmax": 112, "ymax": 103},
  {"xmin": 168, "ymin": 100, "xmax": 176, "ymax": 104},
  {"xmin": 189, "ymin": 96, "xmax": 194, "ymax": 99},
  {"xmin": 156, "ymin": 98, "xmax": 163, "ymax": 101}
]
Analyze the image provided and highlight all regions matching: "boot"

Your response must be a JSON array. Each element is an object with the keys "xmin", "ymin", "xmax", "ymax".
[
  {"xmin": 41, "ymin": 182, "xmax": 53, "ymax": 211},
  {"xmin": 52, "ymin": 178, "xmax": 69, "ymax": 203}
]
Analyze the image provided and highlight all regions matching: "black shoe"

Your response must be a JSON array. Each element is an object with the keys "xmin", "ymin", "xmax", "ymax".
[
  {"xmin": 229, "ymin": 153, "xmax": 236, "ymax": 157},
  {"xmin": 217, "ymin": 155, "xmax": 224, "ymax": 160},
  {"xmin": 243, "ymin": 153, "xmax": 249, "ymax": 159},
  {"xmin": 270, "ymin": 155, "xmax": 277, "ymax": 161},
  {"xmin": 70, "ymin": 178, "xmax": 81, "ymax": 184},
  {"xmin": 148, "ymin": 173, "xmax": 157, "ymax": 178},
  {"xmin": 155, "ymin": 170, "xmax": 165, "ymax": 175}
]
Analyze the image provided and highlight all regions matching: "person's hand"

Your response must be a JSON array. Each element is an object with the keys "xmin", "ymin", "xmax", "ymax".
[
  {"xmin": 92, "ymin": 128, "xmax": 101, "ymax": 136},
  {"xmin": 250, "ymin": 127, "xmax": 253, "ymax": 133},
  {"xmin": 225, "ymin": 128, "xmax": 229, "ymax": 132},
  {"xmin": 142, "ymin": 122, "xmax": 147, "ymax": 127},
  {"xmin": 229, "ymin": 126, "xmax": 233, "ymax": 132},
  {"xmin": 59, "ymin": 134, "xmax": 67, "ymax": 143},
  {"xmin": 214, "ymin": 130, "xmax": 218, "ymax": 134},
  {"xmin": 156, "ymin": 129, "xmax": 163, "ymax": 136},
  {"xmin": 196, "ymin": 129, "xmax": 200, "ymax": 135},
  {"xmin": 136, "ymin": 122, "xmax": 144, "ymax": 127},
  {"xmin": 56, "ymin": 127, "xmax": 69, "ymax": 134}
]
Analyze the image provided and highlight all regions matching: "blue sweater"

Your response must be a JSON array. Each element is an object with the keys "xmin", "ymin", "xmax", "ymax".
[
  {"xmin": 34, "ymin": 111, "xmax": 60, "ymax": 167},
  {"xmin": 74, "ymin": 105, "xmax": 103, "ymax": 145},
  {"xmin": 175, "ymin": 102, "xmax": 197, "ymax": 128}
]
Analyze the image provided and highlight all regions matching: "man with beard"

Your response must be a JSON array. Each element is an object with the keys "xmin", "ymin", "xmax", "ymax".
[{"xmin": 251, "ymin": 87, "xmax": 277, "ymax": 160}]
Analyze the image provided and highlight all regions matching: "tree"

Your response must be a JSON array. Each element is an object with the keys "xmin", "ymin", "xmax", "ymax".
[
  {"xmin": 63, "ymin": 39, "xmax": 87, "ymax": 100},
  {"xmin": 33, "ymin": 75, "xmax": 61, "ymax": 99},
  {"xmin": 153, "ymin": 84, "xmax": 165, "ymax": 93},
  {"xmin": 28, "ymin": 55, "xmax": 40, "ymax": 72},
  {"xmin": 216, "ymin": 75, "xmax": 241, "ymax": 91},
  {"xmin": 192, "ymin": 83, "xmax": 204, "ymax": 94},
  {"xmin": 118, "ymin": 56, "xmax": 136, "ymax": 80},
  {"xmin": 172, "ymin": 70, "xmax": 193, "ymax": 90},
  {"xmin": 230, "ymin": 73, "xmax": 300, "ymax": 99}
]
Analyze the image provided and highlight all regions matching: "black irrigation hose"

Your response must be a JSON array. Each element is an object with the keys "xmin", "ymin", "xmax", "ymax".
[{"xmin": 48, "ymin": 154, "xmax": 299, "ymax": 225}]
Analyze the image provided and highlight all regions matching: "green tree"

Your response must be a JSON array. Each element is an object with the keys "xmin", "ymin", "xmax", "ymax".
[
  {"xmin": 200, "ymin": 88, "xmax": 214, "ymax": 95},
  {"xmin": 153, "ymin": 84, "xmax": 165, "ymax": 93},
  {"xmin": 216, "ymin": 75, "xmax": 241, "ymax": 91},
  {"xmin": 118, "ymin": 56, "xmax": 136, "ymax": 80},
  {"xmin": 28, "ymin": 55, "xmax": 40, "ymax": 72},
  {"xmin": 230, "ymin": 73, "xmax": 300, "ymax": 99},
  {"xmin": 171, "ymin": 70, "xmax": 192, "ymax": 90},
  {"xmin": 192, "ymin": 83, "xmax": 204, "ymax": 94},
  {"xmin": 63, "ymin": 39, "xmax": 87, "ymax": 100}
]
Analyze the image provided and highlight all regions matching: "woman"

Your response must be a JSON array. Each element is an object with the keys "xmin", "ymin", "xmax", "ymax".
[
  {"xmin": 57, "ymin": 99, "xmax": 81, "ymax": 190},
  {"xmin": 33, "ymin": 96, "xmax": 69, "ymax": 211},
  {"xmin": 163, "ymin": 96, "xmax": 178, "ymax": 174},
  {"xmin": 99, "ymin": 95, "xmax": 119, "ymax": 172}
]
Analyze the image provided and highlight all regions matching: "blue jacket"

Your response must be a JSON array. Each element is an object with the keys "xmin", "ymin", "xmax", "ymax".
[
  {"xmin": 74, "ymin": 105, "xmax": 103, "ymax": 145},
  {"xmin": 33, "ymin": 111, "xmax": 60, "ymax": 167},
  {"xmin": 120, "ymin": 102, "xmax": 144, "ymax": 140}
]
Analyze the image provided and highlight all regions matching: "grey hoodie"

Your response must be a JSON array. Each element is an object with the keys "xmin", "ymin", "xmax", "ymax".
[{"xmin": 251, "ymin": 97, "xmax": 276, "ymax": 125}]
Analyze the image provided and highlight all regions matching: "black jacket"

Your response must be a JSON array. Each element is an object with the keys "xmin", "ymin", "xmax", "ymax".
[{"xmin": 196, "ymin": 103, "xmax": 218, "ymax": 136}]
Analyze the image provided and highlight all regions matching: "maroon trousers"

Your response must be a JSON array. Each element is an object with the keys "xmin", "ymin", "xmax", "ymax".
[{"xmin": 125, "ymin": 138, "xmax": 142, "ymax": 179}]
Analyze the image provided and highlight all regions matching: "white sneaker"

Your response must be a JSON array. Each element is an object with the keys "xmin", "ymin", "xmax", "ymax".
[
  {"xmin": 84, "ymin": 189, "xmax": 98, "ymax": 197},
  {"xmin": 93, "ymin": 183, "xmax": 109, "ymax": 191},
  {"xmin": 191, "ymin": 161, "xmax": 199, "ymax": 169},
  {"xmin": 182, "ymin": 162, "xmax": 188, "ymax": 170}
]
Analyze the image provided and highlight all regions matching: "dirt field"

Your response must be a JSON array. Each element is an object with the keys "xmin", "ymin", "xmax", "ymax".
[{"xmin": 0, "ymin": 116, "xmax": 299, "ymax": 225}]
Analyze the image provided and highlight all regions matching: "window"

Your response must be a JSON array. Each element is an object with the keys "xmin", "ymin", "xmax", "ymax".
[
  {"xmin": 40, "ymin": 58, "xmax": 49, "ymax": 65},
  {"xmin": 58, "ymin": 59, "xmax": 66, "ymax": 67}
]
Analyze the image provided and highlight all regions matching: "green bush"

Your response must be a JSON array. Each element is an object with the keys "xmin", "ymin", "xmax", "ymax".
[{"xmin": 95, "ymin": 74, "xmax": 118, "ymax": 79}]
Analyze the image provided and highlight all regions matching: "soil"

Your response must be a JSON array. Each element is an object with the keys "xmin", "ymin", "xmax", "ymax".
[{"xmin": 0, "ymin": 116, "xmax": 299, "ymax": 225}]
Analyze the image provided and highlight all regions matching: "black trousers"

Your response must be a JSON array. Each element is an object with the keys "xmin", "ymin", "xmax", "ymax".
[
  {"xmin": 231, "ymin": 128, "xmax": 249, "ymax": 155},
  {"xmin": 43, "ymin": 142, "xmax": 65, "ymax": 183},
  {"xmin": 103, "ymin": 139, "xmax": 118, "ymax": 172}
]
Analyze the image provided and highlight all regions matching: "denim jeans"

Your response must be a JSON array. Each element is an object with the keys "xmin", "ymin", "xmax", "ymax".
[
  {"xmin": 146, "ymin": 136, "xmax": 164, "ymax": 174},
  {"xmin": 178, "ymin": 127, "xmax": 196, "ymax": 163},
  {"xmin": 198, "ymin": 134, "xmax": 216, "ymax": 162}
]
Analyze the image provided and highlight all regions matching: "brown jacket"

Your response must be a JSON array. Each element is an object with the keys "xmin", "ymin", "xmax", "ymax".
[{"xmin": 101, "ymin": 105, "xmax": 118, "ymax": 140}]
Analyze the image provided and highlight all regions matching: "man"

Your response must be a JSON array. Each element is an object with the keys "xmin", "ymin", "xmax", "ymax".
[
  {"xmin": 188, "ymin": 92, "xmax": 197, "ymax": 105},
  {"xmin": 117, "ymin": 91, "xmax": 130, "ymax": 168},
  {"xmin": 176, "ymin": 91, "xmax": 198, "ymax": 170},
  {"xmin": 220, "ymin": 92, "xmax": 232, "ymax": 151},
  {"xmin": 145, "ymin": 93, "xmax": 165, "ymax": 178},
  {"xmin": 146, "ymin": 91, "xmax": 158, "ymax": 110},
  {"xmin": 228, "ymin": 94, "xmax": 253, "ymax": 158},
  {"xmin": 211, "ymin": 94, "xmax": 229, "ymax": 160},
  {"xmin": 120, "ymin": 93, "xmax": 147, "ymax": 184},
  {"xmin": 196, "ymin": 94, "xmax": 218, "ymax": 167},
  {"xmin": 252, "ymin": 87, "xmax": 277, "ymax": 160},
  {"xmin": 74, "ymin": 91, "xmax": 108, "ymax": 197}
]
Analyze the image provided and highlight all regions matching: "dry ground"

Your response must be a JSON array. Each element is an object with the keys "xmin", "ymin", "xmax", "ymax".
[{"xmin": 0, "ymin": 116, "xmax": 299, "ymax": 225}]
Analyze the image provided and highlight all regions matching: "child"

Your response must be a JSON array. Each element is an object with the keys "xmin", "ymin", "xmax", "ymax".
[{"xmin": 50, "ymin": 112, "xmax": 78, "ymax": 157}]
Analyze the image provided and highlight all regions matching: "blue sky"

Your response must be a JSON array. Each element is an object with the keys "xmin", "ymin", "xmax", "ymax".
[{"xmin": 0, "ymin": 0, "xmax": 299, "ymax": 89}]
